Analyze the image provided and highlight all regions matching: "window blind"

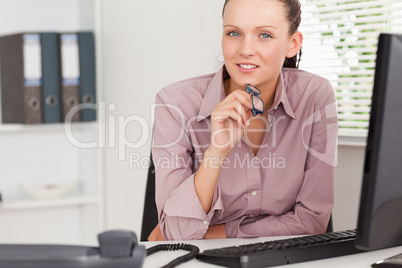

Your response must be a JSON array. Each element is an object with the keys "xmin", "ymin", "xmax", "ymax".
[{"xmin": 299, "ymin": 0, "xmax": 402, "ymax": 136}]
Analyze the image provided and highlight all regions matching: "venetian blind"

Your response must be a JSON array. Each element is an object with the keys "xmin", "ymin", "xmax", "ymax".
[{"xmin": 299, "ymin": 0, "xmax": 402, "ymax": 136}]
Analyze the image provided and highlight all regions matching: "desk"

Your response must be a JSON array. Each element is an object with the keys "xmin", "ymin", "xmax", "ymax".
[{"xmin": 141, "ymin": 236, "xmax": 402, "ymax": 267}]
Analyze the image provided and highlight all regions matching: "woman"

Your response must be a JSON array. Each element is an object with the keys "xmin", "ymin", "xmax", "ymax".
[{"xmin": 149, "ymin": 0, "xmax": 337, "ymax": 241}]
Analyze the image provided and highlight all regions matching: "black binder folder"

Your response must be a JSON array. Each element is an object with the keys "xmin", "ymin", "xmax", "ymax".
[
  {"xmin": 59, "ymin": 33, "xmax": 81, "ymax": 122},
  {"xmin": 0, "ymin": 33, "xmax": 43, "ymax": 124},
  {"xmin": 78, "ymin": 32, "xmax": 96, "ymax": 122},
  {"xmin": 41, "ymin": 32, "xmax": 62, "ymax": 123}
]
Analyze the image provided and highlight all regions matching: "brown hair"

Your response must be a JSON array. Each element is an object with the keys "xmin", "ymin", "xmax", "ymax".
[{"xmin": 222, "ymin": 0, "xmax": 302, "ymax": 68}]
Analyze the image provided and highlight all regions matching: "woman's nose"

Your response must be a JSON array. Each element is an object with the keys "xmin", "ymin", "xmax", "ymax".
[{"xmin": 239, "ymin": 36, "xmax": 256, "ymax": 57}]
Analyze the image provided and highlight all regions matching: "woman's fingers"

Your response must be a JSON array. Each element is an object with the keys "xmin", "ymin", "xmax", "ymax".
[
  {"xmin": 209, "ymin": 88, "xmax": 253, "ymax": 154},
  {"xmin": 215, "ymin": 99, "xmax": 249, "ymax": 126},
  {"xmin": 220, "ymin": 89, "xmax": 253, "ymax": 110},
  {"xmin": 213, "ymin": 108, "xmax": 244, "ymax": 127}
]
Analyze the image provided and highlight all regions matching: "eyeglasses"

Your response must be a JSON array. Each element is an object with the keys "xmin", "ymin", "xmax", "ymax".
[{"xmin": 246, "ymin": 84, "xmax": 264, "ymax": 116}]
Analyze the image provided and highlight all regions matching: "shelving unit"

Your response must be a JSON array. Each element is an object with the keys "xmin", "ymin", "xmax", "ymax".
[{"xmin": 0, "ymin": 0, "xmax": 104, "ymax": 245}]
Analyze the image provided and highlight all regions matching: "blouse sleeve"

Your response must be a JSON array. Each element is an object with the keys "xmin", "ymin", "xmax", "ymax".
[
  {"xmin": 226, "ymin": 80, "xmax": 337, "ymax": 238},
  {"xmin": 152, "ymin": 88, "xmax": 224, "ymax": 240}
]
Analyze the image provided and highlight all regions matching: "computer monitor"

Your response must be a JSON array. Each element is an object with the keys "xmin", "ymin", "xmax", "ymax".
[{"xmin": 355, "ymin": 32, "xmax": 402, "ymax": 251}]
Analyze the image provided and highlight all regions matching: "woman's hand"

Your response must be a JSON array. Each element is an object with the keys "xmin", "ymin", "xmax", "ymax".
[
  {"xmin": 148, "ymin": 224, "xmax": 164, "ymax": 241},
  {"xmin": 210, "ymin": 90, "xmax": 253, "ymax": 158},
  {"xmin": 203, "ymin": 224, "xmax": 227, "ymax": 239}
]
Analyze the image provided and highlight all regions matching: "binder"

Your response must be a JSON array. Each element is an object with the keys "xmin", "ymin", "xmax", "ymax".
[
  {"xmin": 59, "ymin": 33, "xmax": 81, "ymax": 122},
  {"xmin": 41, "ymin": 32, "xmax": 62, "ymax": 123},
  {"xmin": 59, "ymin": 31, "xmax": 97, "ymax": 123},
  {"xmin": 0, "ymin": 33, "xmax": 43, "ymax": 124},
  {"xmin": 78, "ymin": 32, "xmax": 96, "ymax": 122}
]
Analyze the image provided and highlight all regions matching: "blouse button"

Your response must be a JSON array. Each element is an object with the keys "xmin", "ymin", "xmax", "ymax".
[
  {"xmin": 203, "ymin": 220, "xmax": 209, "ymax": 225},
  {"xmin": 251, "ymin": 191, "xmax": 257, "ymax": 196},
  {"xmin": 274, "ymin": 106, "xmax": 278, "ymax": 110}
]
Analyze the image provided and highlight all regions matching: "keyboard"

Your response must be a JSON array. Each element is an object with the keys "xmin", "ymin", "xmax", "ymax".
[{"xmin": 196, "ymin": 229, "xmax": 363, "ymax": 268}]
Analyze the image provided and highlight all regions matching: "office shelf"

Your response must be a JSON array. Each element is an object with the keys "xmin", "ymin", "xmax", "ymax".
[
  {"xmin": 0, "ymin": 195, "xmax": 99, "ymax": 211},
  {"xmin": 0, "ymin": 122, "xmax": 98, "ymax": 133}
]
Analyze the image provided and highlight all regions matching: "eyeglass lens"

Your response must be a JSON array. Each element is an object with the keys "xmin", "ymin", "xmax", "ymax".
[
  {"xmin": 247, "ymin": 84, "xmax": 260, "ymax": 95},
  {"xmin": 246, "ymin": 84, "xmax": 264, "ymax": 115},
  {"xmin": 252, "ymin": 96, "xmax": 264, "ymax": 112}
]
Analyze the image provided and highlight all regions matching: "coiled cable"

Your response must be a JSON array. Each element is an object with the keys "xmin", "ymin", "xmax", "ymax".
[{"xmin": 146, "ymin": 243, "xmax": 200, "ymax": 268}]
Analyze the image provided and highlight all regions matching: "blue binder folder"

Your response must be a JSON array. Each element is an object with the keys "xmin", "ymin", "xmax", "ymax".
[
  {"xmin": 78, "ymin": 31, "xmax": 97, "ymax": 122},
  {"xmin": 41, "ymin": 32, "xmax": 62, "ymax": 123}
]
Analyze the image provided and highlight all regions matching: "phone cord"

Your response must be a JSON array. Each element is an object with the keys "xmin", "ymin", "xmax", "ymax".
[{"xmin": 146, "ymin": 243, "xmax": 200, "ymax": 268}]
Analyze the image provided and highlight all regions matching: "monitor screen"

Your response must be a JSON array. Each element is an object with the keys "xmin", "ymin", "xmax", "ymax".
[{"xmin": 355, "ymin": 32, "xmax": 402, "ymax": 251}]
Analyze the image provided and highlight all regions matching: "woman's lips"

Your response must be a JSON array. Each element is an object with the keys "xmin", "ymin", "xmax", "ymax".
[{"xmin": 236, "ymin": 63, "xmax": 259, "ymax": 74}]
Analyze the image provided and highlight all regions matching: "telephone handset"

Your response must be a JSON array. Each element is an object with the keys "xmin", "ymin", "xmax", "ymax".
[
  {"xmin": 0, "ymin": 230, "xmax": 146, "ymax": 268},
  {"xmin": 98, "ymin": 230, "xmax": 147, "ymax": 267},
  {"xmin": 0, "ymin": 230, "xmax": 198, "ymax": 268}
]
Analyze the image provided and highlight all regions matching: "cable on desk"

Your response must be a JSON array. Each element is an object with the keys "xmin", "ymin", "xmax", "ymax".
[{"xmin": 146, "ymin": 243, "xmax": 200, "ymax": 268}]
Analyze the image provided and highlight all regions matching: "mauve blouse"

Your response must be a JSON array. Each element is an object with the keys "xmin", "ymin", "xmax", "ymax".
[{"xmin": 152, "ymin": 65, "xmax": 337, "ymax": 240}]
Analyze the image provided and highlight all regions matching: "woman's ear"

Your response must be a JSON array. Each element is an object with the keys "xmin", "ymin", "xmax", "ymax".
[{"xmin": 286, "ymin": 31, "xmax": 303, "ymax": 58}]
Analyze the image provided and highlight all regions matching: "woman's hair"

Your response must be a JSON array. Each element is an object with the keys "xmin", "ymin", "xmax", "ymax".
[{"xmin": 222, "ymin": 0, "xmax": 302, "ymax": 69}]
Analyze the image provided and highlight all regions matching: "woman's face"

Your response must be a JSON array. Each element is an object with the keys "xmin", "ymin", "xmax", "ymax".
[{"xmin": 222, "ymin": 0, "xmax": 295, "ymax": 91}]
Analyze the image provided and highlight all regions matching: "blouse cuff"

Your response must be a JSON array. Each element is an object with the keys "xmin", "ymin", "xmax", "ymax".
[
  {"xmin": 163, "ymin": 173, "xmax": 224, "ymax": 219},
  {"xmin": 162, "ymin": 173, "xmax": 225, "ymax": 240}
]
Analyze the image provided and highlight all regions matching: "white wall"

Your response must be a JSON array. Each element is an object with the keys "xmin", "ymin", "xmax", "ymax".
[
  {"xmin": 333, "ymin": 144, "xmax": 366, "ymax": 231},
  {"xmin": 100, "ymin": 0, "xmax": 225, "ymax": 234},
  {"xmin": 99, "ymin": 0, "xmax": 367, "ymax": 235}
]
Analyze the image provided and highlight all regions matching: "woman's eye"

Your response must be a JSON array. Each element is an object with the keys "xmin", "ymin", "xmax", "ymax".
[
  {"xmin": 260, "ymin": 33, "xmax": 272, "ymax": 39},
  {"xmin": 227, "ymin": 31, "xmax": 240, "ymax": 37}
]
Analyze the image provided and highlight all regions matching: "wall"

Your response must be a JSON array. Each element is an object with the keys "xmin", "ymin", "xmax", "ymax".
[
  {"xmin": 100, "ymin": 0, "xmax": 225, "ymax": 233},
  {"xmin": 99, "ymin": 0, "xmax": 366, "ymax": 235},
  {"xmin": 333, "ymin": 144, "xmax": 366, "ymax": 231}
]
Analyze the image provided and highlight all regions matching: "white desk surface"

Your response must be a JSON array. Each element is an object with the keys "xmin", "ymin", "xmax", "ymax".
[{"xmin": 141, "ymin": 236, "xmax": 402, "ymax": 268}]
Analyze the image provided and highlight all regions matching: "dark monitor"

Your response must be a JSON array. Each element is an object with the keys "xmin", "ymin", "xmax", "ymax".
[{"xmin": 355, "ymin": 32, "xmax": 402, "ymax": 251}]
